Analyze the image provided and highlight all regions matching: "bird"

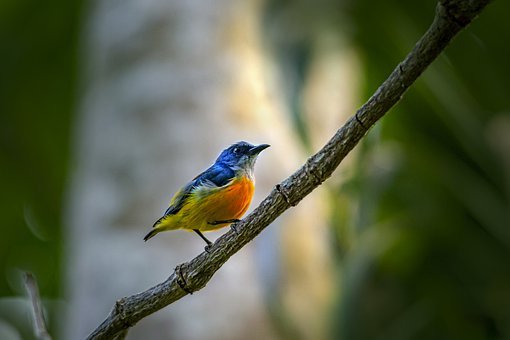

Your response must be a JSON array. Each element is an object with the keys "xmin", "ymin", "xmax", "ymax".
[{"xmin": 143, "ymin": 141, "xmax": 269, "ymax": 248}]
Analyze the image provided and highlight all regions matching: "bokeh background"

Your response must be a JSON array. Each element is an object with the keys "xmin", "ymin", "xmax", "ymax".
[{"xmin": 1, "ymin": 0, "xmax": 509, "ymax": 339}]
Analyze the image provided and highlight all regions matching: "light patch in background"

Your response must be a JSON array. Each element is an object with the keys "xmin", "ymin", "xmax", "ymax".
[
  {"xmin": 0, "ymin": 318, "xmax": 21, "ymax": 340},
  {"xmin": 23, "ymin": 205, "xmax": 49, "ymax": 242},
  {"xmin": 302, "ymin": 33, "xmax": 362, "ymax": 150},
  {"xmin": 486, "ymin": 114, "xmax": 510, "ymax": 198},
  {"xmin": 0, "ymin": 298, "xmax": 31, "ymax": 340}
]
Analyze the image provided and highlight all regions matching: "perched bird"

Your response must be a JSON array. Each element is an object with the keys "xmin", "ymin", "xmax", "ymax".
[{"xmin": 144, "ymin": 141, "xmax": 269, "ymax": 247}]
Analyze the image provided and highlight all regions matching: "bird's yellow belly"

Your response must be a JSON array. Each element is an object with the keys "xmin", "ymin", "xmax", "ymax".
[{"xmin": 179, "ymin": 176, "xmax": 254, "ymax": 231}]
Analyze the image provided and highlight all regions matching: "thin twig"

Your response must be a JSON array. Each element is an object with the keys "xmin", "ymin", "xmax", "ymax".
[
  {"xmin": 23, "ymin": 272, "xmax": 52, "ymax": 340},
  {"xmin": 86, "ymin": 0, "xmax": 493, "ymax": 338}
]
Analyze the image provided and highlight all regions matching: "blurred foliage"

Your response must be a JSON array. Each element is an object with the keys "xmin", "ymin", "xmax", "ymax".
[
  {"xmin": 0, "ymin": 0, "xmax": 82, "ymax": 337},
  {"xmin": 330, "ymin": 0, "xmax": 510, "ymax": 339},
  {"xmin": 264, "ymin": 0, "xmax": 509, "ymax": 339}
]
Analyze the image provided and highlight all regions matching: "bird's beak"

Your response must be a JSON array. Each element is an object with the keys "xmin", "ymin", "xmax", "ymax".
[{"xmin": 249, "ymin": 143, "xmax": 270, "ymax": 156}]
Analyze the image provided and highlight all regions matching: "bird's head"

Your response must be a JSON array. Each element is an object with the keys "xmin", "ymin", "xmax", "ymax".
[{"xmin": 216, "ymin": 141, "xmax": 270, "ymax": 172}]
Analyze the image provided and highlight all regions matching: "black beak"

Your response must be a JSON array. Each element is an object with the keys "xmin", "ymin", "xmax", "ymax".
[{"xmin": 249, "ymin": 143, "xmax": 270, "ymax": 156}]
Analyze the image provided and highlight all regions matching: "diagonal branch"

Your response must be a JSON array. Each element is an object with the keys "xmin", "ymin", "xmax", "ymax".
[{"xmin": 87, "ymin": 0, "xmax": 492, "ymax": 338}]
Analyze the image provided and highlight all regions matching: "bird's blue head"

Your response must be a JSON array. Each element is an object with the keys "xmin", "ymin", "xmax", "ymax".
[{"xmin": 216, "ymin": 141, "xmax": 270, "ymax": 172}]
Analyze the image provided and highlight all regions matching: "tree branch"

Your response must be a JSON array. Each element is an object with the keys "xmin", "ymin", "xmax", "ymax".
[
  {"xmin": 24, "ymin": 272, "xmax": 52, "ymax": 340},
  {"xmin": 87, "ymin": 0, "xmax": 492, "ymax": 338}
]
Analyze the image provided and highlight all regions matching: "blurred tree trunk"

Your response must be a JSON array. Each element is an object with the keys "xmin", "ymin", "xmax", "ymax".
[{"xmin": 64, "ymin": 0, "xmax": 333, "ymax": 339}]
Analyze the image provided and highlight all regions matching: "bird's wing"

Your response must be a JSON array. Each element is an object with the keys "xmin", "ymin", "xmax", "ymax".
[
  {"xmin": 195, "ymin": 163, "xmax": 235, "ymax": 187},
  {"xmin": 163, "ymin": 164, "xmax": 235, "ymax": 216},
  {"xmin": 163, "ymin": 181, "xmax": 195, "ymax": 216}
]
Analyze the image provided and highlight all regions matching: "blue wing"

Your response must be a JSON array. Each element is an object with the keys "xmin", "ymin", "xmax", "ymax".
[{"xmin": 163, "ymin": 163, "xmax": 235, "ymax": 216}]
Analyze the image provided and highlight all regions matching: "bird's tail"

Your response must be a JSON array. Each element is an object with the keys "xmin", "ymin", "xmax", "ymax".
[
  {"xmin": 143, "ymin": 228, "xmax": 159, "ymax": 242},
  {"xmin": 143, "ymin": 216, "xmax": 166, "ymax": 242}
]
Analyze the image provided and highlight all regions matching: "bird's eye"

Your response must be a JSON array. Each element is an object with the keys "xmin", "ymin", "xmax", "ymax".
[{"xmin": 233, "ymin": 147, "xmax": 240, "ymax": 154}]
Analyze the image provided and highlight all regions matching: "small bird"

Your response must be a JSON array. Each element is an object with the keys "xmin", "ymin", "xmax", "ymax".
[{"xmin": 144, "ymin": 141, "xmax": 269, "ymax": 247}]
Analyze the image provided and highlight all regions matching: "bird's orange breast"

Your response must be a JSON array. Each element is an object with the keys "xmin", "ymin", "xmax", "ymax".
[
  {"xmin": 220, "ymin": 176, "xmax": 255, "ymax": 218},
  {"xmin": 195, "ymin": 175, "xmax": 255, "ymax": 231}
]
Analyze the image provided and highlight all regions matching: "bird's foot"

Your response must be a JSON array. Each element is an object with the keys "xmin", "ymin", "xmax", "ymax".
[
  {"xmin": 230, "ymin": 223, "xmax": 239, "ymax": 234},
  {"xmin": 194, "ymin": 229, "xmax": 213, "ymax": 252},
  {"xmin": 204, "ymin": 242, "xmax": 212, "ymax": 253}
]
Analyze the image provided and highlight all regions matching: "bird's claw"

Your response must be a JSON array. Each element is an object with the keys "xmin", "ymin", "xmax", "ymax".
[
  {"xmin": 204, "ymin": 243, "xmax": 212, "ymax": 253},
  {"xmin": 230, "ymin": 224, "xmax": 239, "ymax": 234}
]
